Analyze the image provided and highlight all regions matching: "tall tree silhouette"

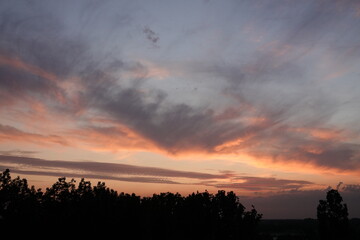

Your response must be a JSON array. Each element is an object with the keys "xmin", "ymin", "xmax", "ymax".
[{"xmin": 317, "ymin": 189, "xmax": 349, "ymax": 240}]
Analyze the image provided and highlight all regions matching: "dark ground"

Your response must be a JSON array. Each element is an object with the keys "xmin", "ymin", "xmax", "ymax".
[{"xmin": 257, "ymin": 218, "xmax": 360, "ymax": 240}]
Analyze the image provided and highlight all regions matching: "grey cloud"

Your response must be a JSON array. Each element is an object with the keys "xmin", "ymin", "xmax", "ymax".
[
  {"xmin": 0, "ymin": 5, "xmax": 88, "ymax": 111},
  {"xmin": 0, "ymin": 167, "xmax": 180, "ymax": 185},
  {"xmin": 199, "ymin": 1, "xmax": 360, "ymax": 170},
  {"xmin": 247, "ymin": 0, "xmax": 360, "ymax": 49},
  {"xmin": 0, "ymin": 65, "xmax": 63, "ymax": 107},
  {"xmin": 285, "ymin": 0, "xmax": 360, "ymax": 48},
  {"xmin": 0, "ymin": 155, "xmax": 228, "ymax": 180},
  {"xmin": 0, "ymin": 1, "xmax": 246, "ymax": 154},
  {"xmin": 303, "ymin": 146, "xmax": 360, "ymax": 170},
  {"xmin": 83, "ymin": 69, "xmax": 246, "ymax": 153},
  {"xmin": 219, "ymin": 0, "xmax": 360, "ymax": 93},
  {"xmin": 0, "ymin": 155, "xmax": 320, "ymax": 192},
  {"xmin": 0, "ymin": 7, "xmax": 87, "ymax": 78},
  {"xmin": 244, "ymin": 129, "xmax": 360, "ymax": 170},
  {"xmin": 0, "ymin": 149, "xmax": 38, "ymax": 156},
  {"xmin": 143, "ymin": 26, "xmax": 159, "ymax": 47}
]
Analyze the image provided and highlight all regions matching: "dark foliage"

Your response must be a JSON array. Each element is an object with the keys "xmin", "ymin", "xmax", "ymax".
[
  {"xmin": 256, "ymin": 219, "xmax": 360, "ymax": 240},
  {"xmin": 0, "ymin": 169, "xmax": 262, "ymax": 239},
  {"xmin": 317, "ymin": 189, "xmax": 349, "ymax": 240}
]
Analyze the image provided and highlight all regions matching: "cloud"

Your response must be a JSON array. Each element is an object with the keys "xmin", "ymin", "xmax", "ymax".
[
  {"xmin": 0, "ymin": 9, "xmax": 247, "ymax": 155},
  {"xmin": 2, "ymin": 154, "xmax": 358, "ymax": 219},
  {"xmin": 0, "ymin": 0, "xmax": 360, "ymax": 173},
  {"xmin": 95, "ymin": 90, "xmax": 246, "ymax": 153},
  {"xmin": 68, "ymin": 124, "xmax": 155, "ymax": 152},
  {"xmin": 0, "ymin": 149, "xmax": 38, "ymax": 156},
  {"xmin": 223, "ymin": 123, "xmax": 360, "ymax": 171},
  {"xmin": 0, "ymin": 5, "xmax": 87, "ymax": 78},
  {"xmin": 0, "ymin": 155, "xmax": 228, "ymax": 180},
  {"xmin": 1, "ymin": 167, "xmax": 180, "ymax": 185},
  {"xmin": 0, "ymin": 56, "xmax": 64, "ymax": 107},
  {"xmin": 0, "ymin": 155, "xmax": 319, "ymax": 193},
  {"xmin": 188, "ymin": 1, "xmax": 360, "ymax": 171},
  {"xmin": 143, "ymin": 26, "xmax": 159, "ymax": 47},
  {"xmin": 210, "ymin": 176, "xmax": 313, "ymax": 191},
  {"xmin": 0, "ymin": 124, "xmax": 69, "ymax": 146},
  {"xmin": 0, "ymin": 6, "xmax": 88, "ymax": 112}
]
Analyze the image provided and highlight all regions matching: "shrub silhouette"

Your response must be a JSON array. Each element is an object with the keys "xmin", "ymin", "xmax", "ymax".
[
  {"xmin": 0, "ymin": 169, "xmax": 262, "ymax": 239},
  {"xmin": 317, "ymin": 189, "xmax": 349, "ymax": 240}
]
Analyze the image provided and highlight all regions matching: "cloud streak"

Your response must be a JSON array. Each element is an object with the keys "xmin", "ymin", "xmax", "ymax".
[
  {"xmin": 0, "ymin": 155, "xmax": 318, "ymax": 193},
  {"xmin": 0, "ymin": 124, "xmax": 68, "ymax": 146},
  {"xmin": 0, "ymin": 155, "xmax": 228, "ymax": 180},
  {"xmin": 210, "ymin": 176, "xmax": 313, "ymax": 191},
  {"xmin": 1, "ymin": 168, "xmax": 180, "ymax": 185}
]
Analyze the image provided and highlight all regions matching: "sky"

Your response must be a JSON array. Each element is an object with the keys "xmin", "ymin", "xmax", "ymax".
[{"xmin": 0, "ymin": 0, "xmax": 360, "ymax": 219}]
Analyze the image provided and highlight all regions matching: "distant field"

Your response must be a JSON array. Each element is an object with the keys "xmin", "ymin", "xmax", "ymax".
[{"xmin": 257, "ymin": 219, "xmax": 360, "ymax": 240}]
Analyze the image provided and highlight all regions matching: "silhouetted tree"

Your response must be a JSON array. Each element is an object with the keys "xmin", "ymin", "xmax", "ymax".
[
  {"xmin": 0, "ymin": 169, "xmax": 262, "ymax": 238},
  {"xmin": 242, "ymin": 205, "xmax": 262, "ymax": 239},
  {"xmin": 317, "ymin": 189, "xmax": 349, "ymax": 240},
  {"xmin": 0, "ymin": 169, "xmax": 41, "ymax": 225}
]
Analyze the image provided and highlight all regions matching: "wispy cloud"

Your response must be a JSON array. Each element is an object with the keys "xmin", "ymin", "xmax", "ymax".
[
  {"xmin": 1, "ymin": 168, "xmax": 180, "ymax": 185},
  {"xmin": 0, "ymin": 155, "xmax": 318, "ymax": 192},
  {"xmin": 0, "ymin": 149, "xmax": 38, "ymax": 156},
  {"xmin": 209, "ymin": 176, "xmax": 313, "ymax": 191},
  {"xmin": 0, "ymin": 124, "xmax": 69, "ymax": 146},
  {"xmin": 0, "ymin": 155, "xmax": 228, "ymax": 180}
]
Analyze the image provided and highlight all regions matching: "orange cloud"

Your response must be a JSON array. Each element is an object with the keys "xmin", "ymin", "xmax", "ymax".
[
  {"xmin": 0, "ymin": 55, "xmax": 58, "ymax": 83},
  {"xmin": 291, "ymin": 127, "xmax": 344, "ymax": 140},
  {"xmin": 0, "ymin": 124, "xmax": 69, "ymax": 146},
  {"xmin": 0, "ymin": 55, "xmax": 68, "ymax": 104},
  {"xmin": 0, "ymin": 55, "xmax": 86, "ymax": 109},
  {"xmin": 214, "ymin": 138, "xmax": 246, "ymax": 152},
  {"xmin": 68, "ymin": 124, "xmax": 158, "ymax": 153}
]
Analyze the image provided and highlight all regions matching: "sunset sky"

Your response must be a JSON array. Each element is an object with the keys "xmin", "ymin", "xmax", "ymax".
[{"xmin": 1, "ymin": 0, "xmax": 360, "ymax": 218}]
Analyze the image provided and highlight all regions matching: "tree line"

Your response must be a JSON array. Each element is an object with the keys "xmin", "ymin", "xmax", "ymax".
[
  {"xmin": 0, "ymin": 169, "xmax": 351, "ymax": 239},
  {"xmin": 0, "ymin": 169, "xmax": 261, "ymax": 239}
]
